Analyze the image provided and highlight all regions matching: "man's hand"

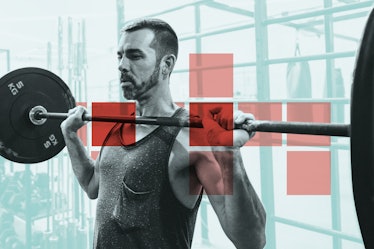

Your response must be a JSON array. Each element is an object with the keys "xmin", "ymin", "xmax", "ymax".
[
  {"xmin": 202, "ymin": 106, "xmax": 255, "ymax": 147},
  {"xmin": 60, "ymin": 106, "xmax": 88, "ymax": 135}
]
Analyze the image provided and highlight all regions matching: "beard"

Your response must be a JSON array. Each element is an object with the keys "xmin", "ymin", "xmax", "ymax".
[{"xmin": 121, "ymin": 65, "xmax": 160, "ymax": 100}]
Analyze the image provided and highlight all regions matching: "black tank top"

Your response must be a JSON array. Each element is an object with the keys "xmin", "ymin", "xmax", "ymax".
[{"xmin": 93, "ymin": 108, "xmax": 202, "ymax": 249}]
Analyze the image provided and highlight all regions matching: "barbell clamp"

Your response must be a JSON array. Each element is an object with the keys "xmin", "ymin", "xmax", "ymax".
[{"xmin": 29, "ymin": 105, "xmax": 48, "ymax": 126}]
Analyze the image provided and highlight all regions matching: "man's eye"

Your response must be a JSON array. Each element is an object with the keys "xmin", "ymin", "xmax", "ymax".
[{"xmin": 130, "ymin": 54, "xmax": 142, "ymax": 60}]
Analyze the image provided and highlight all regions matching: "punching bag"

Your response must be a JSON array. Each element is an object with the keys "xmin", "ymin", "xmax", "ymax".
[
  {"xmin": 287, "ymin": 44, "xmax": 313, "ymax": 130},
  {"xmin": 287, "ymin": 44, "xmax": 312, "ymax": 98}
]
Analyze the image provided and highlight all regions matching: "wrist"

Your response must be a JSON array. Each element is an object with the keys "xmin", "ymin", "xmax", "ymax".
[{"xmin": 61, "ymin": 127, "xmax": 78, "ymax": 139}]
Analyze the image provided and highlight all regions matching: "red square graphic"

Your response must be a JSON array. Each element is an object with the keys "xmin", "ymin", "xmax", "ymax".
[
  {"xmin": 189, "ymin": 103, "xmax": 233, "ymax": 146},
  {"xmin": 189, "ymin": 151, "xmax": 233, "ymax": 195},
  {"xmin": 77, "ymin": 102, "xmax": 87, "ymax": 146},
  {"xmin": 91, "ymin": 150, "xmax": 100, "ymax": 160},
  {"xmin": 175, "ymin": 102, "xmax": 185, "ymax": 108},
  {"xmin": 287, "ymin": 151, "xmax": 331, "ymax": 195},
  {"xmin": 239, "ymin": 102, "xmax": 282, "ymax": 146},
  {"xmin": 287, "ymin": 103, "xmax": 331, "ymax": 146},
  {"xmin": 189, "ymin": 54, "xmax": 233, "ymax": 97},
  {"xmin": 91, "ymin": 102, "xmax": 136, "ymax": 146}
]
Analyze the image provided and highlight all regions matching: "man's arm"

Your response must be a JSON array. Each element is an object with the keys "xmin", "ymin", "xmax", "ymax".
[
  {"xmin": 193, "ymin": 148, "xmax": 266, "ymax": 249},
  {"xmin": 60, "ymin": 106, "xmax": 99, "ymax": 199},
  {"xmin": 193, "ymin": 107, "xmax": 266, "ymax": 249}
]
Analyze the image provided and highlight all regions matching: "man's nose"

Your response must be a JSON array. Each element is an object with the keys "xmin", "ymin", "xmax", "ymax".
[{"xmin": 118, "ymin": 56, "xmax": 130, "ymax": 72}]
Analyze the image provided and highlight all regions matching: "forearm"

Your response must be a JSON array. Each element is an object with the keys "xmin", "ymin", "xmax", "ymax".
[
  {"xmin": 62, "ymin": 130, "xmax": 96, "ymax": 197},
  {"xmin": 212, "ymin": 148, "xmax": 266, "ymax": 249}
]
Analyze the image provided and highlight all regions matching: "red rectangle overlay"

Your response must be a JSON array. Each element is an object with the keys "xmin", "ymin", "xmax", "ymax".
[
  {"xmin": 189, "ymin": 151, "xmax": 233, "ymax": 195},
  {"xmin": 239, "ymin": 102, "xmax": 282, "ymax": 146},
  {"xmin": 189, "ymin": 53, "xmax": 233, "ymax": 98},
  {"xmin": 189, "ymin": 103, "xmax": 233, "ymax": 146},
  {"xmin": 91, "ymin": 150, "xmax": 100, "ymax": 160},
  {"xmin": 91, "ymin": 102, "xmax": 136, "ymax": 146},
  {"xmin": 287, "ymin": 151, "xmax": 331, "ymax": 195},
  {"xmin": 175, "ymin": 102, "xmax": 185, "ymax": 108},
  {"xmin": 287, "ymin": 103, "xmax": 331, "ymax": 146}
]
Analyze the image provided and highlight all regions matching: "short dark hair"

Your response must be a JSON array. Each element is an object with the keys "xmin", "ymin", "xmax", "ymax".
[{"xmin": 122, "ymin": 18, "xmax": 179, "ymax": 63}]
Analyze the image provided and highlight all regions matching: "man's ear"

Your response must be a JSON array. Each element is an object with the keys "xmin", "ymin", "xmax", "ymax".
[{"xmin": 161, "ymin": 54, "xmax": 177, "ymax": 75}]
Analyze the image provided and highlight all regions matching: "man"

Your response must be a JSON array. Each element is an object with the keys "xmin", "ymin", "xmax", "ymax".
[{"xmin": 60, "ymin": 18, "xmax": 266, "ymax": 249}]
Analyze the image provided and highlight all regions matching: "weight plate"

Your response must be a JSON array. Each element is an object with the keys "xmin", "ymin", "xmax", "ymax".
[
  {"xmin": 351, "ymin": 9, "xmax": 374, "ymax": 249},
  {"xmin": 0, "ymin": 67, "xmax": 75, "ymax": 163}
]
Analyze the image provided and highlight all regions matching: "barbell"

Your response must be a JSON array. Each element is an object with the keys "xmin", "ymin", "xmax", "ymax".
[
  {"xmin": 0, "ymin": 9, "xmax": 374, "ymax": 249},
  {"xmin": 0, "ymin": 66, "xmax": 351, "ymax": 163}
]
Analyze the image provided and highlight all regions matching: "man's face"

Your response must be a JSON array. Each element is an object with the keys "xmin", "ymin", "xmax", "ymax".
[{"xmin": 117, "ymin": 29, "xmax": 160, "ymax": 100}]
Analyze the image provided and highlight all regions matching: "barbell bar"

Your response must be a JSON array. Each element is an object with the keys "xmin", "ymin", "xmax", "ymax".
[
  {"xmin": 29, "ymin": 104, "xmax": 351, "ymax": 137},
  {"xmin": 0, "ymin": 8, "xmax": 373, "ymax": 249}
]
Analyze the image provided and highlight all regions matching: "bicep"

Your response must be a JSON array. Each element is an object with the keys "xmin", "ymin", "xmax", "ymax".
[
  {"xmin": 193, "ymin": 151, "xmax": 224, "ymax": 196},
  {"xmin": 193, "ymin": 151, "xmax": 229, "ymax": 225},
  {"xmin": 189, "ymin": 127, "xmax": 228, "ymax": 209}
]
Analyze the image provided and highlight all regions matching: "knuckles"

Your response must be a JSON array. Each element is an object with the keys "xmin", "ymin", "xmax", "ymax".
[
  {"xmin": 203, "ymin": 108, "xmax": 255, "ymax": 147},
  {"xmin": 60, "ymin": 106, "xmax": 87, "ymax": 133}
]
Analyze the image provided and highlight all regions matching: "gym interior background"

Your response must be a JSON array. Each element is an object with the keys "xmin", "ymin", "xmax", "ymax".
[{"xmin": 0, "ymin": 0, "xmax": 371, "ymax": 248}]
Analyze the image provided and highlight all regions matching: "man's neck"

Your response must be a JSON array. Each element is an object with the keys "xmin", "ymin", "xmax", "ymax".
[{"xmin": 135, "ymin": 83, "xmax": 178, "ymax": 117}]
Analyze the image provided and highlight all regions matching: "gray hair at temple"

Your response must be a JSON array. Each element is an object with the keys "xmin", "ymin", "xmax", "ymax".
[{"xmin": 122, "ymin": 18, "xmax": 179, "ymax": 64}]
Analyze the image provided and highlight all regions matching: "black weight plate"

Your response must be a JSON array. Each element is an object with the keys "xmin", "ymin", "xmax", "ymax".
[
  {"xmin": 0, "ymin": 67, "xmax": 75, "ymax": 163},
  {"xmin": 351, "ymin": 8, "xmax": 374, "ymax": 249}
]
